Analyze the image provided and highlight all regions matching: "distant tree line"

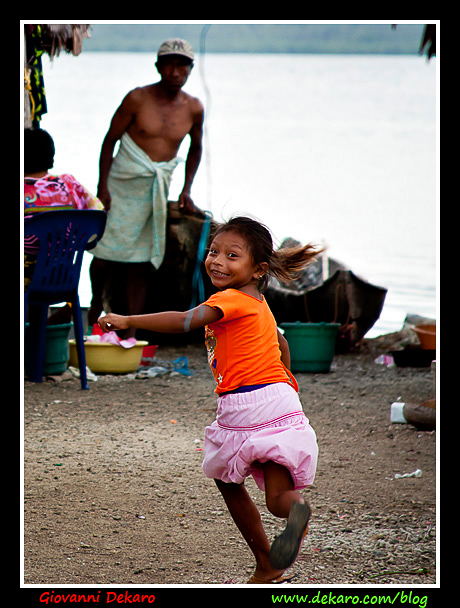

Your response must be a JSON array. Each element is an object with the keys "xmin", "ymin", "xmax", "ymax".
[{"xmin": 82, "ymin": 24, "xmax": 427, "ymax": 55}]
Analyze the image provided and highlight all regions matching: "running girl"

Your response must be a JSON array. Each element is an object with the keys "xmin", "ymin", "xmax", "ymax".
[{"xmin": 98, "ymin": 216, "xmax": 321, "ymax": 583}]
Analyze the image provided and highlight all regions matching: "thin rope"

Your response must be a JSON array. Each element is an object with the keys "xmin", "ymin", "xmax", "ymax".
[{"xmin": 199, "ymin": 24, "xmax": 213, "ymax": 213}]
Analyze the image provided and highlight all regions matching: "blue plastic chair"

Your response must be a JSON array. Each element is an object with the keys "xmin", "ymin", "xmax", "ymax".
[{"xmin": 24, "ymin": 210, "xmax": 107, "ymax": 389}]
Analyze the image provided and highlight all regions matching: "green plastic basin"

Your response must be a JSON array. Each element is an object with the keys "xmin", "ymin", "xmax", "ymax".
[{"xmin": 280, "ymin": 322, "xmax": 340, "ymax": 373}]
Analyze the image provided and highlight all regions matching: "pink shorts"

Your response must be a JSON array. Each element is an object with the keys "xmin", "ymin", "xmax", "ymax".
[{"xmin": 202, "ymin": 382, "xmax": 318, "ymax": 491}]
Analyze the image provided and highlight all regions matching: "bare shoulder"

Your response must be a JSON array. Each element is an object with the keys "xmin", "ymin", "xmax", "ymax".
[
  {"xmin": 120, "ymin": 85, "xmax": 150, "ymax": 111},
  {"xmin": 127, "ymin": 85, "xmax": 153, "ymax": 102},
  {"xmin": 183, "ymin": 91, "xmax": 204, "ymax": 118}
]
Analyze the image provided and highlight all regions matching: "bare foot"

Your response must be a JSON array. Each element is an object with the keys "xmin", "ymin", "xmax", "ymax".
[{"xmin": 247, "ymin": 568, "xmax": 296, "ymax": 584}]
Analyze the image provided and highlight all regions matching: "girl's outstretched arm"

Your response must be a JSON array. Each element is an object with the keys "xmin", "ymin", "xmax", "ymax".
[{"xmin": 98, "ymin": 305, "xmax": 223, "ymax": 335}]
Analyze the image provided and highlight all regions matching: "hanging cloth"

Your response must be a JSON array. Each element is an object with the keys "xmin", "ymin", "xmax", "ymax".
[{"xmin": 24, "ymin": 25, "xmax": 48, "ymax": 126}]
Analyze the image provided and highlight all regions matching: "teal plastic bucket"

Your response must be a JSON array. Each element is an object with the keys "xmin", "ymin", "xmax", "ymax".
[
  {"xmin": 280, "ymin": 322, "xmax": 340, "ymax": 373},
  {"xmin": 25, "ymin": 323, "xmax": 72, "ymax": 376}
]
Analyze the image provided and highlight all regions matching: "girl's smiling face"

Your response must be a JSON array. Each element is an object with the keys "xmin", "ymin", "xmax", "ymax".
[{"xmin": 205, "ymin": 230, "xmax": 265, "ymax": 293}]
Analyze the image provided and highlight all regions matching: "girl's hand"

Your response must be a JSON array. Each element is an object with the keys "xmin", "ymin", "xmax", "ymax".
[{"xmin": 98, "ymin": 313, "xmax": 129, "ymax": 333}]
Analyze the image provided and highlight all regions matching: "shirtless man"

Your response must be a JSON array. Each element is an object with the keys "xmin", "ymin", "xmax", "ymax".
[
  {"xmin": 97, "ymin": 39, "xmax": 203, "ymax": 213},
  {"xmin": 88, "ymin": 39, "xmax": 204, "ymax": 336}
]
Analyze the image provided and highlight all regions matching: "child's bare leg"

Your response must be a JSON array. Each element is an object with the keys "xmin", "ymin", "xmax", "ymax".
[
  {"xmin": 261, "ymin": 460, "xmax": 305, "ymax": 517},
  {"xmin": 214, "ymin": 479, "xmax": 286, "ymax": 581},
  {"xmin": 261, "ymin": 461, "xmax": 311, "ymax": 570}
]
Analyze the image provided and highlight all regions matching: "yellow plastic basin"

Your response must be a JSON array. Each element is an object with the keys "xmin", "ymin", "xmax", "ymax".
[{"xmin": 68, "ymin": 339, "xmax": 148, "ymax": 374}]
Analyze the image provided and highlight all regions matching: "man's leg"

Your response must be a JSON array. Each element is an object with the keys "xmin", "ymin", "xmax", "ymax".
[
  {"xmin": 88, "ymin": 257, "xmax": 110, "ymax": 328},
  {"xmin": 124, "ymin": 262, "xmax": 150, "ymax": 339}
]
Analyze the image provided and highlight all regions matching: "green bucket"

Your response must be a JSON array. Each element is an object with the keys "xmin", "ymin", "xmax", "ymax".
[
  {"xmin": 25, "ymin": 322, "xmax": 72, "ymax": 376},
  {"xmin": 280, "ymin": 322, "xmax": 340, "ymax": 373}
]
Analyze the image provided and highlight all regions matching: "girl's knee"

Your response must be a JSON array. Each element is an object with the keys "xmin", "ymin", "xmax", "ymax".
[
  {"xmin": 214, "ymin": 478, "xmax": 244, "ymax": 497},
  {"xmin": 261, "ymin": 462, "xmax": 301, "ymax": 518},
  {"xmin": 266, "ymin": 489, "xmax": 304, "ymax": 519},
  {"xmin": 265, "ymin": 493, "xmax": 283, "ymax": 518},
  {"xmin": 265, "ymin": 483, "xmax": 290, "ymax": 518}
]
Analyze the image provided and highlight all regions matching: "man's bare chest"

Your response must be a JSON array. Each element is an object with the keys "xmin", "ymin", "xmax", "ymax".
[{"xmin": 134, "ymin": 99, "xmax": 194, "ymax": 141}]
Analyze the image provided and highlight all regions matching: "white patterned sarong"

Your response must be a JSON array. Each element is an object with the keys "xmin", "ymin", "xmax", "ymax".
[{"xmin": 91, "ymin": 133, "xmax": 181, "ymax": 268}]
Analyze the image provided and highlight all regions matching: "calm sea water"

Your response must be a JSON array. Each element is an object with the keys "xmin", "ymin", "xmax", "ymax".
[{"xmin": 38, "ymin": 52, "xmax": 437, "ymax": 337}]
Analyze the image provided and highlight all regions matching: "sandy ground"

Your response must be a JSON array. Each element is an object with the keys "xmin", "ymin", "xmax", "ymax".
[{"xmin": 22, "ymin": 341, "xmax": 437, "ymax": 588}]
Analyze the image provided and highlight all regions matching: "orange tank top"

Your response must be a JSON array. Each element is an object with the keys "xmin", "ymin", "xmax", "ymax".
[{"xmin": 204, "ymin": 289, "xmax": 298, "ymax": 395}]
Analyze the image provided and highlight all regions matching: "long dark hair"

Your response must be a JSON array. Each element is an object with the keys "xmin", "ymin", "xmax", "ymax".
[{"xmin": 210, "ymin": 216, "xmax": 324, "ymax": 292}]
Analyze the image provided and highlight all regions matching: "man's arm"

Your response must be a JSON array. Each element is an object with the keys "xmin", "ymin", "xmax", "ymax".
[
  {"xmin": 178, "ymin": 102, "xmax": 204, "ymax": 213},
  {"xmin": 97, "ymin": 90, "xmax": 140, "ymax": 210}
]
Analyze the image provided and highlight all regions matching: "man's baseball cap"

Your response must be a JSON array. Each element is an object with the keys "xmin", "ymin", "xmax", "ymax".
[{"xmin": 157, "ymin": 39, "xmax": 194, "ymax": 62}]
